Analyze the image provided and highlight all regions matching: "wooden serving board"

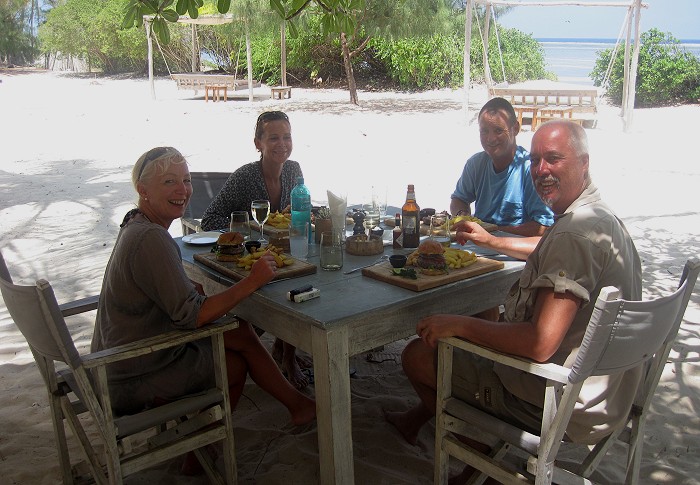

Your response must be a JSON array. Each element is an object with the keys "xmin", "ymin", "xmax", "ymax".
[
  {"xmin": 361, "ymin": 257, "xmax": 504, "ymax": 292},
  {"xmin": 249, "ymin": 221, "xmax": 290, "ymax": 239},
  {"xmin": 194, "ymin": 252, "xmax": 317, "ymax": 281}
]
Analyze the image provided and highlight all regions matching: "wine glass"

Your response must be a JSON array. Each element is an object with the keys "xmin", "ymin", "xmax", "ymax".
[{"xmin": 251, "ymin": 199, "xmax": 271, "ymax": 243}]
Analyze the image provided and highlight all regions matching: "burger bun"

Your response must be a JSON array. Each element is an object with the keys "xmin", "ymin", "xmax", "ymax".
[
  {"xmin": 215, "ymin": 232, "xmax": 245, "ymax": 261},
  {"xmin": 417, "ymin": 239, "xmax": 445, "ymax": 255},
  {"xmin": 217, "ymin": 231, "xmax": 245, "ymax": 246}
]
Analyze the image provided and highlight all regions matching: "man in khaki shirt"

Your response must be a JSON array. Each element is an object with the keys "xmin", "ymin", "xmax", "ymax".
[{"xmin": 386, "ymin": 121, "xmax": 642, "ymax": 480}]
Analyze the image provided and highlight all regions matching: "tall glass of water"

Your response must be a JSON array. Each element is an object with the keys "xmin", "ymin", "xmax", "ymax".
[{"xmin": 251, "ymin": 199, "xmax": 270, "ymax": 243}]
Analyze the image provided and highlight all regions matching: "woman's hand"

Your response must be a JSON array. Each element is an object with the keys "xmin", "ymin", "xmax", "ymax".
[
  {"xmin": 454, "ymin": 221, "xmax": 493, "ymax": 247},
  {"xmin": 190, "ymin": 280, "xmax": 205, "ymax": 296},
  {"xmin": 247, "ymin": 251, "xmax": 277, "ymax": 288}
]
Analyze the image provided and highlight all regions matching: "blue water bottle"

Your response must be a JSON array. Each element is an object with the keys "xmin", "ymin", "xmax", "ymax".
[{"xmin": 291, "ymin": 176, "xmax": 312, "ymax": 243}]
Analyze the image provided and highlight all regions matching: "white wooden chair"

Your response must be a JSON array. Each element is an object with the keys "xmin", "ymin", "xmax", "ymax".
[
  {"xmin": 0, "ymin": 251, "xmax": 239, "ymax": 484},
  {"xmin": 434, "ymin": 258, "xmax": 699, "ymax": 485},
  {"xmin": 181, "ymin": 171, "xmax": 230, "ymax": 235}
]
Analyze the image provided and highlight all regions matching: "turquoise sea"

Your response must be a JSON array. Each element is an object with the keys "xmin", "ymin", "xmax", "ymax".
[{"xmin": 537, "ymin": 38, "xmax": 700, "ymax": 86}]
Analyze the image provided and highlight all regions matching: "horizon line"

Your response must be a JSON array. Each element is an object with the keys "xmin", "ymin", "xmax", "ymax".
[{"xmin": 536, "ymin": 37, "xmax": 700, "ymax": 43}]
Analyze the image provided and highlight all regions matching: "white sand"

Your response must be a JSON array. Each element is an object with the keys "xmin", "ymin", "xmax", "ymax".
[{"xmin": 1, "ymin": 69, "xmax": 699, "ymax": 484}]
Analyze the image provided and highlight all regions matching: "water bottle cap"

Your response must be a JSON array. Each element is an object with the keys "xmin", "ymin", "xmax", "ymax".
[{"xmin": 297, "ymin": 176, "xmax": 304, "ymax": 185}]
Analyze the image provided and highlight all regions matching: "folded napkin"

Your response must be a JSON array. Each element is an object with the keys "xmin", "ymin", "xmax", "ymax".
[{"xmin": 327, "ymin": 190, "xmax": 347, "ymax": 237}]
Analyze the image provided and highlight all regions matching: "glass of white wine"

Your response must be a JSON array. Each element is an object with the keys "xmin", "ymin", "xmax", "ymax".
[{"xmin": 251, "ymin": 199, "xmax": 271, "ymax": 244}]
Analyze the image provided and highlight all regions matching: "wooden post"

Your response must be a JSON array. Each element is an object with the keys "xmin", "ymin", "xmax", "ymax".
[
  {"xmin": 281, "ymin": 21, "xmax": 288, "ymax": 87},
  {"xmin": 621, "ymin": 6, "xmax": 632, "ymax": 119},
  {"xmin": 623, "ymin": 0, "xmax": 642, "ymax": 132},
  {"xmin": 245, "ymin": 22, "xmax": 254, "ymax": 102},
  {"xmin": 191, "ymin": 23, "xmax": 197, "ymax": 72},
  {"xmin": 145, "ymin": 20, "xmax": 155, "ymax": 100},
  {"xmin": 464, "ymin": 0, "xmax": 474, "ymax": 118},
  {"xmin": 483, "ymin": 2, "xmax": 494, "ymax": 94}
]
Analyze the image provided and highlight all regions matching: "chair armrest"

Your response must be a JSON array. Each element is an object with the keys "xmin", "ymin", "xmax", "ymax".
[
  {"xmin": 181, "ymin": 217, "xmax": 202, "ymax": 235},
  {"xmin": 59, "ymin": 295, "xmax": 99, "ymax": 317},
  {"xmin": 440, "ymin": 336, "xmax": 570, "ymax": 384},
  {"xmin": 81, "ymin": 318, "xmax": 238, "ymax": 370}
]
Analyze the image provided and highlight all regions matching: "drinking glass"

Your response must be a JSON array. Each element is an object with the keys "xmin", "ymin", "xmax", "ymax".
[
  {"xmin": 362, "ymin": 203, "xmax": 381, "ymax": 234},
  {"xmin": 289, "ymin": 222, "xmax": 309, "ymax": 260},
  {"xmin": 429, "ymin": 214, "xmax": 451, "ymax": 248},
  {"xmin": 320, "ymin": 231, "xmax": 343, "ymax": 271},
  {"xmin": 251, "ymin": 199, "xmax": 270, "ymax": 243},
  {"xmin": 230, "ymin": 211, "xmax": 251, "ymax": 240}
]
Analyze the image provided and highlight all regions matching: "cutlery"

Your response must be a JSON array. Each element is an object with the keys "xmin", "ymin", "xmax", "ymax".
[{"xmin": 343, "ymin": 255, "xmax": 388, "ymax": 274}]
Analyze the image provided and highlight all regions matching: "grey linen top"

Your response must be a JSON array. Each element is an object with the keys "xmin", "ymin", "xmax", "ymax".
[
  {"xmin": 91, "ymin": 213, "xmax": 206, "ymax": 382},
  {"xmin": 201, "ymin": 159, "xmax": 303, "ymax": 231}
]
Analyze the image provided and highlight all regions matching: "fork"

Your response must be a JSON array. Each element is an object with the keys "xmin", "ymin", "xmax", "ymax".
[{"xmin": 343, "ymin": 255, "xmax": 389, "ymax": 274}]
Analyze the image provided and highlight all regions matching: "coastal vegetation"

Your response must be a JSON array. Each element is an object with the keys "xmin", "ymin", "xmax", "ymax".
[
  {"xmin": 591, "ymin": 28, "xmax": 700, "ymax": 107},
  {"xmin": 3, "ymin": 1, "xmax": 698, "ymax": 107}
]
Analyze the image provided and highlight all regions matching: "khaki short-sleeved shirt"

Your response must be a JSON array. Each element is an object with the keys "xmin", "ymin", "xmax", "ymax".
[{"xmin": 496, "ymin": 183, "xmax": 643, "ymax": 444}]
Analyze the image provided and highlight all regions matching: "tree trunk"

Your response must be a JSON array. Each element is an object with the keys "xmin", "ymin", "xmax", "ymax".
[{"xmin": 340, "ymin": 32, "xmax": 358, "ymax": 105}]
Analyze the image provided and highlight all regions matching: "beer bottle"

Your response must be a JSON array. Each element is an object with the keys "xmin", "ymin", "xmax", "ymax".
[{"xmin": 401, "ymin": 185, "xmax": 420, "ymax": 249}]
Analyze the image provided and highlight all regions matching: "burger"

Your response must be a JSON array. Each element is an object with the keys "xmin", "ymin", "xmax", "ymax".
[
  {"xmin": 214, "ymin": 231, "xmax": 245, "ymax": 262},
  {"xmin": 415, "ymin": 239, "xmax": 448, "ymax": 275}
]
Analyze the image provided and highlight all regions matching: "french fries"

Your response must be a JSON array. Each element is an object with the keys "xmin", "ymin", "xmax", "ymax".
[
  {"xmin": 443, "ymin": 247, "xmax": 477, "ymax": 269},
  {"xmin": 236, "ymin": 245, "xmax": 294, "ymax": 270},
  {"xmin": 266, "ymin": 211, "xmax": 292, "ymax": 229},
  {"xmin": 406, "ymin": 247, "xmax": 477, "ymax": 270},
  {"xmin": 445, "ymin": 214, "xmax": 485, "ymax": 228}
]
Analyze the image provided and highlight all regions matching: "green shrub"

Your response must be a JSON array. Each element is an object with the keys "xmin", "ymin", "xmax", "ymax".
[
  {"xmin": 591, "ymin": 28, "xmax": 700, "ymax": 107},
  {"xmin": 370, "ymin": 35, "xmax": 464, "ymax": 89}
]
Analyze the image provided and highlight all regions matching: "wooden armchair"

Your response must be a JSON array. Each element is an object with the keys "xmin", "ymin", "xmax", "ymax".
[
  {"xmin": 434, "ymin": 258, "xmax": 699, "ymax": 485},
  {"xmin": 0, "ymin": 251, "xmax": 239, "ymax": 484}
]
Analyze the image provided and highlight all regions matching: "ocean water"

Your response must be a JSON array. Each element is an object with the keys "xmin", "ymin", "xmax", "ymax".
[{"xmin": 538, "ymin": 38, "xmax": 700, "ymax": 85}]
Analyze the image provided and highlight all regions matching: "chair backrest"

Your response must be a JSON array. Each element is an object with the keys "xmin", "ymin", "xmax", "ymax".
[
  {"xmin": 0, "ymin": 252, "xmax": 82, "ymax": 370},
  {"xmin": 570, "ymin": 258, "xmax": 700, "ymax": 384},
  {"xmin": 183, "ymin": 171, "xmax": 230, "ymax": 220}
]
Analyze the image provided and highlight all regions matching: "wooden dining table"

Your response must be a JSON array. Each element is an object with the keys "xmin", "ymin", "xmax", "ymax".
[{"xmin": 178, "ymin": 236, "xmax": 524, "ymax": 484}]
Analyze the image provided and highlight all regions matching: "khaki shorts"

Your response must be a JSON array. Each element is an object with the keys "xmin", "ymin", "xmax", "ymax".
[{"xmin": 449, "ymin": 349, "xmax": 543, "ymax": 435}]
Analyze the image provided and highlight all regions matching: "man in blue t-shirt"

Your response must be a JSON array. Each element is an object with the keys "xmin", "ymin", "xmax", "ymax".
[{"xmin": 450, "ymin": 97, "xmax": 554, "ymax": 236}]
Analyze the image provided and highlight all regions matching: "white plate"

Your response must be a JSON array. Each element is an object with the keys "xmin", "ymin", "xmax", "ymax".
[{"xmin": 182, "ymin": 231, "xmax": 221, "ymax": 245}]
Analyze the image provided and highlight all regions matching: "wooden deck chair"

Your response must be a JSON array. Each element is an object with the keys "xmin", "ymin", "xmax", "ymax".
[
  {"xmin": 434, "ymin": 258, "xmax": 699, "ymax": 485},
  {"xmin": 0, "ymin": 251, "xmax": 239, "ymax": 484},
  {"xmin": 182, "ymin": 172, "xmax": 230, "ymax": 235}
]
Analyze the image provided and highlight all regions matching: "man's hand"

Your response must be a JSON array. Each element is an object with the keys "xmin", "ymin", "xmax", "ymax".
[
  {"xmin": 416, "ymin": 315, "xmax": 459, "ymax": 349},
  {"xmin": 454, "ymin": 221, "xmax": 494, "ymax": 247}
]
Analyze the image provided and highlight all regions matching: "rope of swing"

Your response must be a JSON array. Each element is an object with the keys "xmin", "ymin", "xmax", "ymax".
[{"xmin": 597, "ymin": 6, "xmax": 632, "ymax": 107}]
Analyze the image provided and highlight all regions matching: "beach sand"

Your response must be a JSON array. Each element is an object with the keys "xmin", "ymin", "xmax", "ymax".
[{"xmin": 1, "ymin": 69, "xmax": 698, "ymax": 484}]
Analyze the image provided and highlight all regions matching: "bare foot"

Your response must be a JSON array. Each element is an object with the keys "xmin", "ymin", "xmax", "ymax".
[
  {"xmin": 290, "ymin": 394, "xmax": 316, "ymax": 426},
  {"xmin": 383, "ymin": 409, "xmax": 421, "ymax": 446},
  {"xmin": 295, "ymin": 352, "xmax": 313, "ymax": 369},
  {"xmin": 282, "ymin": 357, "xmax": 309, "ymax": 390}
]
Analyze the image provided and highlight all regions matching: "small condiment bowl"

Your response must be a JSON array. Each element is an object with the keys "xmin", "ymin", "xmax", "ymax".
[
  {"xmin": 389, "ymin": 254, "xmax": 407, "ymax": 269},
  {"xmin": 245, "ymin": 240, "xmax": 261, "ymax": 254}
]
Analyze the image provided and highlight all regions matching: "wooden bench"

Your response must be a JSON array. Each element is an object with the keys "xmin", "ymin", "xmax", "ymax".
[
  {"xmin": 171, "ymin": 73, "xmax": 261, "ymax": 98},
  {"xmin": 270, "ymin": 86, "xmax": 292, "ymax": 99},
  {"xmin": 491, "ymin": 85, "xmax": 598, "ymax": 128}
]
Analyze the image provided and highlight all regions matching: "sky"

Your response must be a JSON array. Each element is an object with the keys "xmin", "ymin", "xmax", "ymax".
[{"xmin": 497, "ymin": 0, "xmax": 699, "ymax": 40}]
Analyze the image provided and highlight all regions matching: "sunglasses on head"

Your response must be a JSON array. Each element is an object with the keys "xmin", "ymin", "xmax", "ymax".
[
  {"xmin": 257, "ymin": 111, "xmax": 289, "ymax": 124},
  {"xmin": 137, "ymin": 147, "xmax": 170, "ymax": 181}
]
